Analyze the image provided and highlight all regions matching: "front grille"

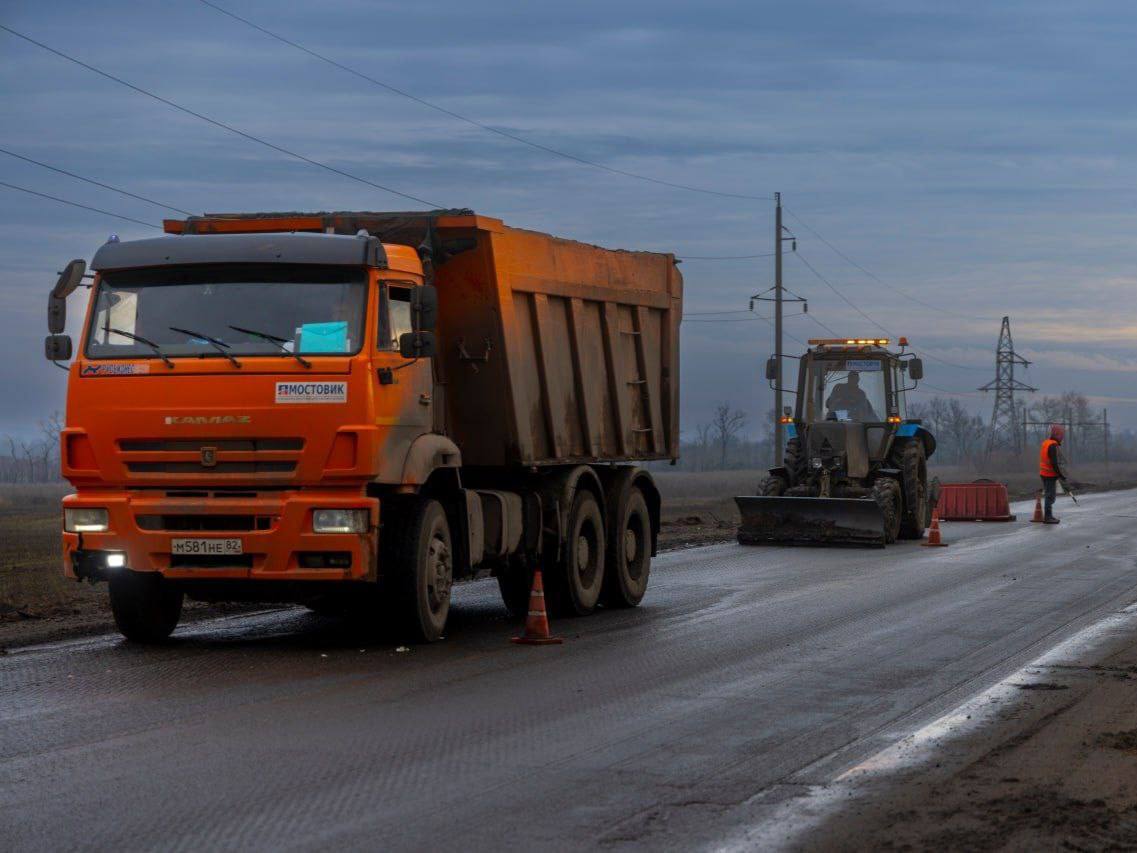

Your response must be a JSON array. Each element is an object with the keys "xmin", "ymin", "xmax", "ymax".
[
  {"xmin": 118, "ymin": 437, "xmax": 304, "ymax": 479},
  {"xmin": 136, "ymin": 514, "xmax": 272, "ymax": 532},
  {"xmin": 126, "ymin": 461, "xmax": 297, "ymax": 474},
  {"xmin": 121, "ymin": 438, "xmax": 304, "ymax": 452}
]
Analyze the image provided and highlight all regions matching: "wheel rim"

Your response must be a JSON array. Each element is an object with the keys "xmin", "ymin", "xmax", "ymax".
[
  {"xmin": 425, "ymin": 527, "xmax": 451, "ymax": 614},
  {"xmin": 576, "ymin": 517, "xmax": 600, "ymax": 588},
  {"xmin": 625, "ymin": 511, "xmax": 646, "ymax": 581}
]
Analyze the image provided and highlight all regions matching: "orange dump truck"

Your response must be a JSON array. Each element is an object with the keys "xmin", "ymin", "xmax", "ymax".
[{"xmin": 43, "ymin": 210, "xmax": 682, "ymax": 642}]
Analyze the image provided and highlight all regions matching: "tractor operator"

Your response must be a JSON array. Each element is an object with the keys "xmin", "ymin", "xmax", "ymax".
[
  {"xmin": 826, "ymin": 372, "xmax": 879, "ymax": 422},
  {"xmin": 1039, "ymin": 424, "xmax": 1068, "ymax": 524}
]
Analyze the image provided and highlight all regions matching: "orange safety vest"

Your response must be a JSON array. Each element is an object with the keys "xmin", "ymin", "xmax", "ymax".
[{"xmin": 1039, "ymin": 438, "xmax": 1059, "ymax": 477}]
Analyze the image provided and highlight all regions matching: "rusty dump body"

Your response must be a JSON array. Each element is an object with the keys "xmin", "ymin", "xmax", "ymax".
[
  {"xmin": 56, "ymin": 209, "xmax": 681, "ymax": 641},
  {"xmin": 169, "ymin": 210, "xmax": 682, "ymax": 465}
]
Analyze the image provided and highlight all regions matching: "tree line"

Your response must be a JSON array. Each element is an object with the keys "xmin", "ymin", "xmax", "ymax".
[
  {"xmin": 671, "ymin": 394, "xmax": 1135, "ymax": 472},
  {"xmin": 0, "ymin": 413, "xmax": 63, "ymax": 483}
]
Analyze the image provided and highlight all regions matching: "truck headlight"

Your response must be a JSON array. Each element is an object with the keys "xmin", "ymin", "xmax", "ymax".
[
  {"xmin": 312, "ymin": 509, "xmax": 368, "ymax": 534},
  {"xmin": 65, "ymin": 507, "xmax": 109, "ymax": 532}
]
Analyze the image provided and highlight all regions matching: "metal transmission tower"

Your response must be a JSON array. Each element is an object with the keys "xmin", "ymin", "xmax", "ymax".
[{"xmin": 978, "ymin": 316, "xmax": 1036, "ymax": 454}]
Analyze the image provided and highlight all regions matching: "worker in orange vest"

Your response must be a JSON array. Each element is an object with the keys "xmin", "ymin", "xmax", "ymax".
[{"xmin": 1039, "ymin": 425, "xmax": 1067, "ymax": 524}]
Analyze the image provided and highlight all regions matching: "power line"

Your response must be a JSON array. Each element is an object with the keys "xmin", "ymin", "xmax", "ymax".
[
  {"xmin": 0, "ymin": 180, "xmax": 161, "ymax": 229},
  {"xmin": 0, "ymin": 23, "xmax": 442, "ymax": 209},
  {"xmin": 784, "ymin": 207, "xmax": 987, "ymax": 322},
  {"xmin": 679, "ymin": 252, "xmax": 776, "ymax": 260},
  {"xmin": 684, "ymin": 309, "xmax": 753, "ymax": 317},
  {"xmin": 0, "ymin": 146, "xmax": 194, "ymax": 215},
  {"xmin": 792, "ymin": 250, "xmax": 987, "ymax": 373},
  {"xmin": 196, "ymin": 0, "xmax": 772, "ymax": 203}
]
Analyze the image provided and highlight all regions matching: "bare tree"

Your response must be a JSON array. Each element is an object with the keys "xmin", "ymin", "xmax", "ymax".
[{"xmin": 708, "ymin": 403, "xmax": 747, "ymax": 469}]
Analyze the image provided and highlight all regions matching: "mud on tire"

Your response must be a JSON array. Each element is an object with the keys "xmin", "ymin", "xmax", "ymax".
[
  {"xmin": 895, "ymin": 440, "xmax": 929, "ymax": 540},
  {"xmin": 872, "ymin": 478, "xmax": 902, "ymax": 545}
]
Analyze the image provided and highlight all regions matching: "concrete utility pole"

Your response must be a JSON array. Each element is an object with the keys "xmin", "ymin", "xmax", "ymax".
[
  {"xmin": 979, "ymin": 316, "xmax": 1036, "ymax": 455},
  {"xmin": 774, "ymin": 192, "xmax": 784, "ymax": 465}
]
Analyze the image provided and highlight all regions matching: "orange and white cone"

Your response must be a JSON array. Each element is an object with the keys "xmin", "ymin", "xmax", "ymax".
[
  {"xmin": 1030, "ymin": 493, "xmax": 1044, "ymax": 523},
  {"xmin": 511, "ymin": 570, "xmax": 563, "ymax": 645},
  {"xmin": 921, "ymin": 510, "xmax": 948, "ymax": 547}
]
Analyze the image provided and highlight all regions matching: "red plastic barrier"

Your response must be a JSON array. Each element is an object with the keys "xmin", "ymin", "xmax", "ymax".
[{"xmin": 936, "ymin": 480, "xmax": 1016, "ymax": 522}]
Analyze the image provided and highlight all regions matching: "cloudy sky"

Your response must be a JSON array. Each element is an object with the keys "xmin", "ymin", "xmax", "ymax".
[{"xmin": 2, "ymin": 0, "xmax": 1136, "ymax": 440}]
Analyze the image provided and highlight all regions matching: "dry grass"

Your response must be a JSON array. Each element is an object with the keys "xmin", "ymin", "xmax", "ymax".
[{"xmin": 0, "ymin": 484, "xmax": 107, "ymax": 622}]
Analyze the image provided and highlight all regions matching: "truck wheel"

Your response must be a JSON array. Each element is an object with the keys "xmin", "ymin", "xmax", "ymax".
[
  {"xmin": 601, "ymin": 487, "xmax": 651, "ymax": 608},
  {"xmin": 896, "ymin": 441, "xmax": 929, "ymax": 540},
  {"xmin": 108, "ymin": 571, "xmax": 183, "ymax": 643},
  {"xmin": 872, "ymin": 478, "xmax": 902, "ymax": 545},
  {"xmin": 547, "ymin": 490, "xmax": 606, "ymax": 616},
  {"xmin": 390, "ymin": 498, "xmax": 453, "ymax": 642}
]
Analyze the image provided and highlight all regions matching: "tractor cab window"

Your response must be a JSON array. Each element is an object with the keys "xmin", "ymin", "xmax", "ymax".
[{"xmin": 806, "ymin": 358, "xmax": 887, "ymax": 423}]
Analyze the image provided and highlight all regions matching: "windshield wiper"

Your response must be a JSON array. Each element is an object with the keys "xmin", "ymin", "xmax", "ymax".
[
  {"xmin": 170, "ymin": 327, "xmax": 241, "ymax": 368},
  {"xmin": 108, "ymin": 328, "xmax": 174, "ymax": 368},
  {"xmin": 228, "ymin": 325, "xmax": 311, "ymax": 369}
]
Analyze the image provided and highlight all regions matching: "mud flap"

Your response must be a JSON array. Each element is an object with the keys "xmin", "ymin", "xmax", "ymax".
[{"xmin": 734, "ymin": 495, "xmax": 887, "ymax": 548}]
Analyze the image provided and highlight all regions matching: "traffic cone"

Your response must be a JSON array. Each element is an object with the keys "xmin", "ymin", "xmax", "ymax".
[
  {"xmin": 511, "ymin": 570, "xmax": 563, "ymax": 645},
  {"xmin": 1029, "ymin": 493, "xmax": 1044, "ymax": 523},
  {"xmin": 921, "ymin": 510, "xmax": 948, "ymax": 547}
]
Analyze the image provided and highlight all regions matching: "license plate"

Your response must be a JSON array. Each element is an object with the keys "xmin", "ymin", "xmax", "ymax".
[{"xmin": 171, "ymin": 538, "xmax": 243, "ymax": 556}]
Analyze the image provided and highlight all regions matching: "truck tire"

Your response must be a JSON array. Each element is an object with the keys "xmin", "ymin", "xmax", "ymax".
[
  {"xmin": 872, "ymin": 478, "xmax": 902, "ymax": 545},
  {"xmin": 896, "ymin": 440, "xmax": 929, "ymax": 540},
  {"xmin": 389, "ymin": 498, "xmax": 453, "ymax": 642},
  {"xmin": 108, "ymin": 571, "xmax": 183, "ymax": 643},
  {"xmin": 601, "ymin": 487, "xmax": 651, "ymax": 608},
  {"xmin": 547, "ymin": 489, "xmax": 606, "ymax": 617}
]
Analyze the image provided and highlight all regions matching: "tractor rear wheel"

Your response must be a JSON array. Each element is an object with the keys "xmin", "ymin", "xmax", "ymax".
[
  {"xmin": 896, "ymin": 441, "xmax": 929, "ymax": 540},
  {"xmin": 872, "ymin": 478, "xmax": 902, "ymax": 544}
]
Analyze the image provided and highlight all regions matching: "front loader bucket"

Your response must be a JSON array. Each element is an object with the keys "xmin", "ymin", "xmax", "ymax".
[{"xmin": 734, "ymin": 495, "xmax": 887, "ymax": 548}]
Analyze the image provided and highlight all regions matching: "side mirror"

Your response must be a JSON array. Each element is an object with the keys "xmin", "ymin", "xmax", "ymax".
[
  {"xmin": 399, "ymin": 330, "xmax": 437, "ymax": 359},
  {"xmin": 411, "ymin": 284, "xmax": 438, "ymax": 332},
  {"xmin": 47, "ymin": 259, "xmax": 86, "ymax": 334},
  {"xmin": 764, "ymin": 357, "xmax": 777, "ymax": 381},
  {"xmin": 48, "ymin": 295, "xmax": 67, "ymax": 335},
  {"xmin": 908, "ymin": 358, "xmax": 924, "ymax": 381},
  {"xmin": 45, "ymin": 334, "xmax": 73, "ymax": 362}
]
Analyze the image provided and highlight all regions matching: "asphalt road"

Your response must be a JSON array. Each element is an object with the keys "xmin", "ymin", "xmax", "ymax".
[{"xmin": 4, "ymin": 490, "xmax": 1137, "ymax": 851}]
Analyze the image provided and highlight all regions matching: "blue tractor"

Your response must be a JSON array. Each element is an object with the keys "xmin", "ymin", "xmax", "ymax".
[{"xmin": 736, "ymin": 338, "xmax": 938, "ymax": 546}]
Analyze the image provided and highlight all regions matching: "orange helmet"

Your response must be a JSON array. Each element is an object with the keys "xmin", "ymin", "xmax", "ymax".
[{"xmin": 1049, "ymin": 424, "xmax": 1065, "ymax": 443}]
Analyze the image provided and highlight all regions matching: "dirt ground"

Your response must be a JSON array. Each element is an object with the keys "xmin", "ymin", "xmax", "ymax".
[{"xmin": 802, "ymin": 615, "xmax": 1137, "ymax": 851}]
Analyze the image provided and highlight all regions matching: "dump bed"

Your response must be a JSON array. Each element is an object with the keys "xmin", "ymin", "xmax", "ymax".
[{"xmin": 166, "ymin": 211, "xmax": 682, "ymax": 467}]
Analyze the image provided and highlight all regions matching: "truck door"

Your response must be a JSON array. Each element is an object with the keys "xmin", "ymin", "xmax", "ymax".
[{"xmin": 372, "ymin": 278, "xmax": 433, "ymax": 481}]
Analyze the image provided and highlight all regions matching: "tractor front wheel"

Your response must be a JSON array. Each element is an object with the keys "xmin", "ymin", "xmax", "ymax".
[
  {"xmin": 896, "ymin": 441, "xmax": 929, "ymax": 540},
  {"xmin": 872, "ymin": 478, "xmax": 902, "ymax": 544}
]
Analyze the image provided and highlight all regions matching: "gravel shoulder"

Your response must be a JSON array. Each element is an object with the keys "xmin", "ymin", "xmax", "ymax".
[{"xmin": 796, "ymin": 605, "xmax": 1137, "ymax": 851}]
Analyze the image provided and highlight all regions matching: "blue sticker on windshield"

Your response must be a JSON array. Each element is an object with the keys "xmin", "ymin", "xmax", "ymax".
[
  {"xmin": 298, "ymin": 322, "xmax": 348, "ymax": 353},
  {"xmin": 845, "ymin": 359, "xmax": 882, "ymax": 371}
]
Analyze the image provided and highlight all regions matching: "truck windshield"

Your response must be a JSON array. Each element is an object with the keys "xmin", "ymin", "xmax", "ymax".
[
  {"xmin": 806, "ymin": 358, "xmax": 887, "ymax": 423},
  {"xmin": 85, "ymin": 264, "xmax": 366, "ymax": 360}
]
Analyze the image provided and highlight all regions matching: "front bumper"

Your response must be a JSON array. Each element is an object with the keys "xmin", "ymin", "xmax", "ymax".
[{"xmin": 62, "ymin": 490, "xmax": 378, "ymax": 582}]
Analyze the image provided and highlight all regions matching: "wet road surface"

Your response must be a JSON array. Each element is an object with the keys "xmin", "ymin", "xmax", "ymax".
[{"xmin": 4, "ymin": 490, "xmax": 1137, "ymax": 850}]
